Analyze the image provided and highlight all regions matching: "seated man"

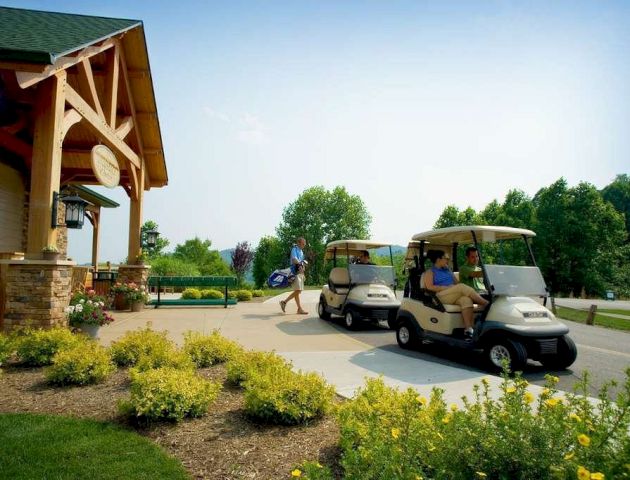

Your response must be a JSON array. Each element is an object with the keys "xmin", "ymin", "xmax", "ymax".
[
  {"xmin": 459, "ymin": 246, "xmax": 486, "ymax": 292},
  {"xmin": 356, "ymin": 250, "xmax": 374, "ymax": 265}
]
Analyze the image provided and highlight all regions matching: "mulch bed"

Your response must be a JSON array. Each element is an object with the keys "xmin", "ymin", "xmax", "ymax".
[{"xmin": 0, "ymin": 363, "xmax": 343, "ymax": 480}]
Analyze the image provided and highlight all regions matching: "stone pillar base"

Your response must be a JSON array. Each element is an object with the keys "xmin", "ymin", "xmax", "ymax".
[
  {"xmin": 0, "ymin": 259, "xmax": 74, "ymax": 330},
  {"xmin": 117, "ymin": 264, "xmax": 151, "ymax": 287}
]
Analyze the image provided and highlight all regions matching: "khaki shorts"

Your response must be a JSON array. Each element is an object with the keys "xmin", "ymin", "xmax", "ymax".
[
  {"xmin": 293, "ymin": 273, "xmax": 305, "ymax": 291},
  {"xmin": 437, "ymin": 283, "xmax": 476, "ymax": 308}
]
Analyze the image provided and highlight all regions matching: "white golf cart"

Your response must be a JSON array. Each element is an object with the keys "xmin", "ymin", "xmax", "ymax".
[
  {"xmin": 395, "ymin": 226, "xmax": 577, "ymax": 371},
  {"xmin": 317, "ymin": 240, "xmax": 400, "ymax": 330}
]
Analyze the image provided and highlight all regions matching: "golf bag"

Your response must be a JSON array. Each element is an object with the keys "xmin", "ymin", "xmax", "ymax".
[{"xmin": 267, "ymin": 267, "xmax": 295, "ymax": 288}]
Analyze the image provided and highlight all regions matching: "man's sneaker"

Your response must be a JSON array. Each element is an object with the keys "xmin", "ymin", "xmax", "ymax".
[{"xmin": 464, "ymin": 328, "xmax": 474, "ymax": 342}]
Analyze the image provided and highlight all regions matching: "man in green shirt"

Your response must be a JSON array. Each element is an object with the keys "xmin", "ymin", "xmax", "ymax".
[{"xmin": 459, "ymin": 247, "xmax": 486, "ymax": 292}]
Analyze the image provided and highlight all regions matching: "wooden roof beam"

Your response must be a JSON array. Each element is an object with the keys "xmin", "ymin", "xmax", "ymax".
[
  {"xmin": 103, "ymin": 43, "xmax": 120, "ymax": 128},
  {"xmin": 77, "ymin": 58, "xmax": 105, "ymax": 120},
  {"xmin": 64, "ymin": 83, "xmax": 140, "ymax": 170},
  {"xmin": 15, "ymin": 38, "xmax": 116, "ymax": 89}
]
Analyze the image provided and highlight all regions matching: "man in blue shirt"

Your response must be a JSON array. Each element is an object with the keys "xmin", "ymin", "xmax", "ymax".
[{"xmin": 280, "ymin": 237, "xmax": 308, "ymax": 314}]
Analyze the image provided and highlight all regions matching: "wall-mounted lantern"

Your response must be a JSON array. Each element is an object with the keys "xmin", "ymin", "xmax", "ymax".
[{"xmin": 51, "ymin": 192, "xmax": 89, "ymax": 229}]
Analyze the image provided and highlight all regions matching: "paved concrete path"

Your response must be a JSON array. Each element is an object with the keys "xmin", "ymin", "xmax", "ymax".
[{"xmin": 97, "ymin": 290, "xmax": 565, "ymax": 406}]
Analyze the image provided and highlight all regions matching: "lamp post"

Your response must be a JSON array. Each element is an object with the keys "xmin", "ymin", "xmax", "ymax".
[{"xmin": 146, "ymin": 229, "xmax": 159, "ymax": 247}]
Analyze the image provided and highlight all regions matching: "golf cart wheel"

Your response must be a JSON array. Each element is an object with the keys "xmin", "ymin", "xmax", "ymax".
[
  {"xmin": 318, "ymin": 297, "xmax": 331, "ymax": 320},
  {"xmin": 484, "ymin": 338, "xmax": 527, "ymax": 373},
  {"xmin": 344, "ymin": 310, "xmax": 359, "ymax": 330},
  {"xmin": 396, "ymin": 320, "xmax": 419, "ymax": 350},
  {"xmin": 540, "ymin": 335, "xmax": 577, "ymax": 370}
]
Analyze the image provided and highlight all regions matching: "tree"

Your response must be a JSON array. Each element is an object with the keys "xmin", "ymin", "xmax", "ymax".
[
  {"xmin": 276, "ymin": 186, "xmax": 371, "ymax": 284},
  {"xmin": 433, "ymin": 205, "xmax": 481, "ymax": 229},
  {"xmin": 252, "ymin": 236, "xmax": 285, "ymax": 288},
  {"xmin": 602, "ymin": 174, "xmax": 630, "ymax": 240},
  {"xmin": 141, "ymin": 220, "xmax": 169, "ymax": 258},
  {"xmin": 231, "ymin": 241, "xmax": 254, "ymax": 287},
  {"xmin": 173, "ymin": 237, "xmax": 231, "ymax": 276}
]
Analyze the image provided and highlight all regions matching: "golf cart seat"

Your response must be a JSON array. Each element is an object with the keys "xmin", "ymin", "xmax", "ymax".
[
  {"xmin": 329, "ymin": 267, "xmax": 350, "ymax": 294},
  {"xmin": 419, "ymin": 272, "xmax": 484, "ymax": 313}
]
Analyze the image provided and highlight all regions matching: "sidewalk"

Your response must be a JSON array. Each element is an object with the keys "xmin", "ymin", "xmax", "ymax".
[{"xmin": 98, "ymin": 290, "xmax": 552, "ymax": 405}]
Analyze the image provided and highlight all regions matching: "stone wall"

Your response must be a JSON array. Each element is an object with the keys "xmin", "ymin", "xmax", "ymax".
[
  {"xmin": 117, "ymin": 265, "xmax": 151, "ymax": 287},
  {"xmin": 2, "ymin": 261, "xmax": 73, "ymax": 330}
]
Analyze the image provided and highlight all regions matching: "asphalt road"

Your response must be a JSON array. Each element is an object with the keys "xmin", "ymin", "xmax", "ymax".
[{"xmin": 323, "ymin": 312, "xmax": 630, "ymax": 398}]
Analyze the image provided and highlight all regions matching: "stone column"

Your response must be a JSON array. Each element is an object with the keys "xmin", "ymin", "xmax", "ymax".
[
  {"xmin": 117, "ymin": 264, "xmax": 151, "ymax": 287},
  {"xmin": 1, "ymin": 259, "xmax": 74, "ymax": 330}
]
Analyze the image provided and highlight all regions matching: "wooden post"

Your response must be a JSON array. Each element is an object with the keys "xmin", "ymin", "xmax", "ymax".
[
  {"xmin": 550, "ymin": 297, "xmax": 557, "ymax": 315},
  {"xmin": 586, "ymin": 304, "xmax": 597, "ymax": 326},
  {"xmin": 26, "ymin": 72, "xmax": 66, "ymax": 255},
  {"xmin": 127, "ymin": 160, "xmax": 145, "ymax": 264},
  {"xmin": 91, "ymin": 209, "xmax": 100, "ymax": 271}
]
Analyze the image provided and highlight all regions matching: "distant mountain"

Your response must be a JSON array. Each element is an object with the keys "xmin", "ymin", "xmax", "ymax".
[{"xmin": 374, "ymin": 245, "xmax": 406, "ymax": 256}]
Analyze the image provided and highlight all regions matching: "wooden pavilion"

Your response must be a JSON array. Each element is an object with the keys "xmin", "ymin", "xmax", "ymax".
[{"xmin": 0, "ymin": 7, "xmax": 168, "ymax": 328}]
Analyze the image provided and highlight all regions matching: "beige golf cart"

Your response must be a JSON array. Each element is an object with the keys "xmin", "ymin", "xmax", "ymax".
[
  {"xmin": 317, "ymin": 240, "xmax": 400, "ymax": 330},
  {"xmin": 395, "ymin": 226, "xmax": 577, "ymax": 371}
]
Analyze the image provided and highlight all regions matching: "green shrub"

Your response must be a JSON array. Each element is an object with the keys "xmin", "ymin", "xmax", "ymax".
[
  {"xmin": 226, "ymin": 350, "xmax": 292, "ymax": 387},
  {"xmin": 181, "ymin": 288, "xmax": 201, "ymax": 300},
  {"xmin": 183, "ymin": 330, "xmax": 242, "ymax": 368},
  {"xmin": 226, "ymin": 290, "xmax": 237, "ymax": 299},
  {"xmin": 252, "ymin": 290, "xmax": 264, "ymax": 298},
  {"xmin": 244, "ymin": 365, "xmax": 335, "ymax": 425},
  {"xmin": 45, "ymin": 341, "xmax": 115, "ymax": 385},
  {"xmin": 290, "ymin": 461, "xmax": 334, "ymax": 480},
  {"xmin": 109, "ymin": 327, "xmax": 178, "ymax": 368},
  {"xmin": 119, "ymin": 367, "xmax": 221, "ymax": 422},
  {"xmin": 0, "ymin": 333, "xmax": 15, "ymax": 367},
  {"xmin": 148, "ymin": 256, "xmax": 200, "ymax": 276},
  {"xmin": 236, "ymin": 290, "xmax": 253, "ymax": 301},
  {"xmin": 336, "ymin": 371, "xmax": 630, "ymax": 480},
  {"xmin": 133, "ymin": 348, "xmax": 195, "ymax": 373},
  {"xmin": 15, "ymin": 327, "xmax": 81, "ymax": 366},
  {"xmin": 200, "ymin": 289, "xmax": 223, "ymax": 300}
]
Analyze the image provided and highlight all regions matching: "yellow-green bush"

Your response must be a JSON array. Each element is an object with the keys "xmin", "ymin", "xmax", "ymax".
[
  {"xmin": 109, "ymin": 327, "xmax": 178, "ymax": 368},
  {"xmin": 252, "ymin": 290, "xmax": 264, "ymax": 297},
  {"xmin": 183, "ymin": 330, "xmax": 242, "ymax": 368},
  {"xmin": 200, "ymin": 289, "xmax": 223, "ymax": 300},
  {"xmin": 181, "ymin": 288, "xmax": 201, "ymax": 300},
  {"xmin": 133, "ymin": 348, "xmax": 195, "ymax": 373},
  {"xmin": 15, "ymin": 327, "xmax": 82, "ymax": 366},
  {"xmin": 226, "ymin": 290, "xmax": 237, "ymax": 299},
  {"xmin": 226, "ymin": 350, "xmax": 292, "ymax": 387},
  {"xmin": 45, "ymin": 341, "xmax": 115, "ymax": 385},
  {"xmin": 119, "ymin": 367, "xmax": 221, "ymax": 421},
  {"xmin": 290, "ymin": 461, "xmax": 333, "ymax": 480},
  {"xmin": 336, "ymin": 371, "xmax": 630, "ymax": 480},
  {"xmin": 244, "ymin": 365, "xmax": 335, "ymax": 425},
  {"xmin": 236, "ymin": 290, "xmax": 253, "ymax": 301},
  {"xmin": 0, "ymin": 332, "xmax": 15, "ymax": 367}
]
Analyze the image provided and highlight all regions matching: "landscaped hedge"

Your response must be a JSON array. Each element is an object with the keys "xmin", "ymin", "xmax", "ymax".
[
  {"xmin": 181, "ymin": 288, "xmax": 202, "ymax": 300},
  {"xmin": 109, "ymin": 327, "xmax": 182, "ymax": 368},
  {"xmin": 235, "ymin": 290, "xmax": 253, "ymax": 301},
  {"xmin": 183, "ymin": 330, "xmax": 242, "ymax": 368},
  {"xmin": 119, "ymin": 367, "xmax": 221, "ymax": 422},
  {"xmin": 200, "ymin": 289, "xmax": 223, "ymax": 300},
  {"xmin": 226, "ymin": 350, "xmax": 293, "ymax": 387},
  {"xmin": 14, "ymin": 327, "xmax": 81, "ymax": 366},
  {"xmin": 46, "ymin": 341, "xmax": 115, "ymax": 385}
]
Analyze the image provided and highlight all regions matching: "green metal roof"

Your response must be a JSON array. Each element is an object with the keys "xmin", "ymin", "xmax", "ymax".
[
  {"xmin": 68, "ymin": 185, "xmax": 120, "ymax": 209},
  {"xmin": 0, "ymin": 7, "xmax": 141, "ymax": 64}
]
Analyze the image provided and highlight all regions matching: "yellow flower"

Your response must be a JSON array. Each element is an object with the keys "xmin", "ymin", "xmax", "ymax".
[
  {"xmin": 550, "ymin": 375, "xmax": 560, "ymax": 384},
  {"xmin": 545, "ymin": 398, "xmax": 560, "ymax": 407},
  {"xmin": 476, "ymin": 472, "xmax": 487, "ymax": 478},
  {"xmin": 542, "ymin": 388, "xmax": 551, "ymax": 396},
  {"xmin": 416, "ymin": 395, "xmax": 428, "ymax": 406},
  {"xmin": 450, "ymin": 403, "xmax": 458, "ymax": 412},
  {"xmin": 524, "ymin": 391, "xmax": 535, "ymax": 404},
  {"xmin": 578, "ymin": 434, "xmax": 591, "ymax": 447},
  {"xmin": 577, "ymin": 466, "xmax": 590, "ymax": 480},
  {"xmin": 564, "ymin": 451, "xmax": 575, "ymax": 460},
  {"xmin": 481, "ymin": 377, "xmax": 490, "ymax": 386},
  {"xmin": 442, "ymin": 414, "xmax": 451, "ymax": 424},
  {"xmin": 590, "ymin": 473, "xmax": 605, "ymax": 480},
  {"xmin": 506, "ymin": 385, "xmax": 516, "ymax": 393},
  {"xmin": 291, "ymin": 469, "xmax": 302, "ymax": 477},
  {"xmin": 391, "ymin": 428, "xmax": 400, "ymax": 439},
  {"xmin": 569, "ymin": 413, "xmax": 582, "ymax": 422}
]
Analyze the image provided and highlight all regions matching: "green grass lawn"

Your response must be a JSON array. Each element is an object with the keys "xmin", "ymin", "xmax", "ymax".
[
  {"xmin": 596, "ymin": 308, "xmax": 630, "ymax": 317},
  {"xmin": 0, "ymin": 413, "xmax": 189, "ymax": 480},
  {"xmin": 555, "ymin": 306, "xmax": 630, "ymax": 332}
]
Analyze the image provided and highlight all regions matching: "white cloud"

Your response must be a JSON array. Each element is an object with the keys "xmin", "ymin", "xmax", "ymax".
[
  {"xmin": 237, "ymin": 113, "xmax": 268, "ymax": 145},
  {"xmin": 203, "ymin": 106, "xmax": 230, "ymax": 123}
]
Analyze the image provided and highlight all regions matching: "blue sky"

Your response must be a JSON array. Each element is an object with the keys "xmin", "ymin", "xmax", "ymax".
[{"xmin": 5, "ymin": 1, "xmax": 630, "ymax": 262}]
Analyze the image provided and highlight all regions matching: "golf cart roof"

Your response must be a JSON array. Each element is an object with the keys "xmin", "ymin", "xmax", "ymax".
[
  {"xmin": 325, "ymin": 240, "xmax": 393, "ymax": 259},
  {"xmin": 411, "ymin": 226, "xmax": 536, "ymax": 245}
]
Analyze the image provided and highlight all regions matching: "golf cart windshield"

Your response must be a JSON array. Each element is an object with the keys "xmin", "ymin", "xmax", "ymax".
[
  {"xmin": 348, "ymin": 264, "xmax": 395, "ymax": 286},
  {"xmin": 485, "ymin": 265, "xmax": 548, "ymax": 296}
]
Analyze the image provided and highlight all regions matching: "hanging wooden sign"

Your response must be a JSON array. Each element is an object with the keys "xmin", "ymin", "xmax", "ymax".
[{"xmin": 91, "ymin": 145, "xmax": 120, "ymax": 188}]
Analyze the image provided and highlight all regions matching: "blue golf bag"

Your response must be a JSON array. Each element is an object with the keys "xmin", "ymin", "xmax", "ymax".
[{"xmin": 267, "ymin": 268, "xmax": 295, "ymax": 288}]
